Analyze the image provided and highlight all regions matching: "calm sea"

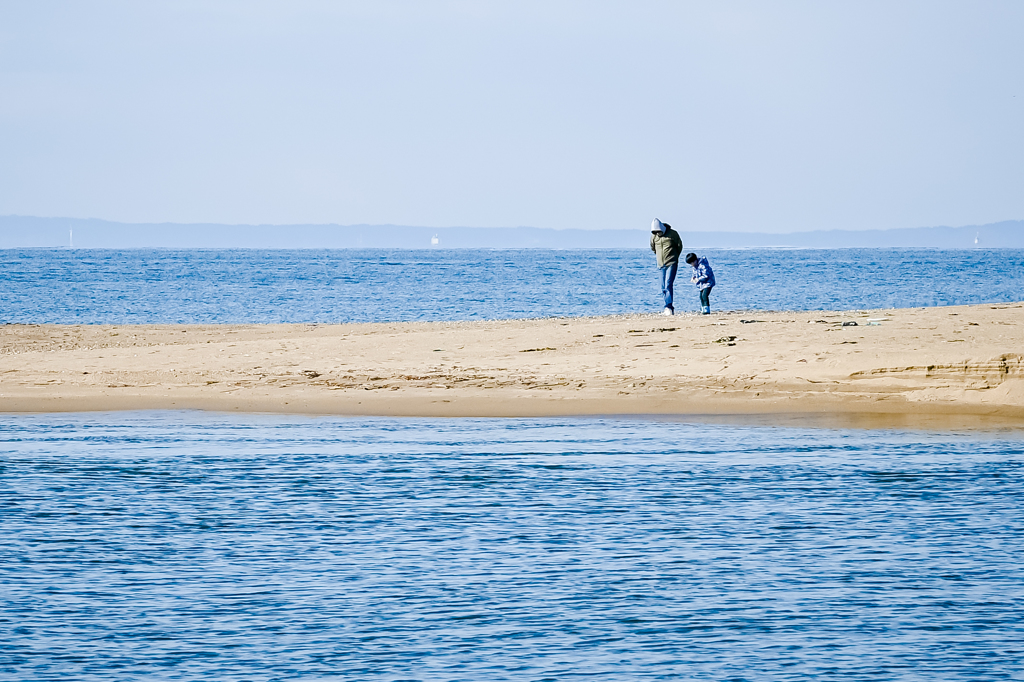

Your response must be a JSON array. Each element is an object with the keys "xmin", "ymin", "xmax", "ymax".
[
  {"xmin": 2, "ymin": 413, "xmax": 1023, "ymax": 680},
  {"xmin": 3, "ymin": 250, "xmax": 1023, "ymax": 679},
  {"xmin": 1, "ymin": 248, "xmax": 1022, "ymax": 323}
]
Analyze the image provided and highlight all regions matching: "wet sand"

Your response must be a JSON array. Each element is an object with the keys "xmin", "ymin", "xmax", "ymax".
[{"xmin": 1, "ymin": 303, "xmax": 1022, "ymax": 426}]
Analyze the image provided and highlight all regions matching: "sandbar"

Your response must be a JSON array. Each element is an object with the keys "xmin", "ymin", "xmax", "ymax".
[{"xmin": 1, "ymin": 303, "xmax": 1022, "ymax": 427}]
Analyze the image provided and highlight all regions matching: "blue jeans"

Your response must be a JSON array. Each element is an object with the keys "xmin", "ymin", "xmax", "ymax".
[
  {"xmin": 660, "ymin": 262, "xmax": 678, "ymax": 310},
  {"xmin": 700, "ymin": 286, "xmax": 712, "ymax": 309}
]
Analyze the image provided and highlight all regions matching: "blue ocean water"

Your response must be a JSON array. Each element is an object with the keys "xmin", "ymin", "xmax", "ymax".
[
  {"xmin": 4, "ymin": 249, "xmax": 1023, "ymax": 679},
  {"xmin": 2, "ymin": 413, "xmax": 1023, "ymax": 680},
  {"xmin": 1, "ymin": 248, "xmax": 1022, "ymax": 323}
]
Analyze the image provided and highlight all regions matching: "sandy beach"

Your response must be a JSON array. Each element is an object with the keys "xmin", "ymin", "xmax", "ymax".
[{"xmin": 1, "ymin": 302, "xmax": 1021, "ymax": 425}]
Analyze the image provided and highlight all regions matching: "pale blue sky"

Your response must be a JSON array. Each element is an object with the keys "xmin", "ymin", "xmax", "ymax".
[{"xmin": 1, "ymin": 1, "xmax": 1022, "ymax": 232}]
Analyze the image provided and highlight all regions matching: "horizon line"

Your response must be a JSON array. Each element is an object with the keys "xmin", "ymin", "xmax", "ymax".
[{"xmin": 2, "ymin": 214, "xmax": 1021, "ymax": 235}]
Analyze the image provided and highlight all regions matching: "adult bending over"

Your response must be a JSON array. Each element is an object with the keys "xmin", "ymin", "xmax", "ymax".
[{"xmin": 650, "ymin": 218, "xmax": 683, "ymax": 316}]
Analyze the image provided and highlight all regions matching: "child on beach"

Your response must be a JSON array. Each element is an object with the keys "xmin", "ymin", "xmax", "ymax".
[{"xmin": 684, "ymin": 252, "xmax": 715, "ymax": 314}]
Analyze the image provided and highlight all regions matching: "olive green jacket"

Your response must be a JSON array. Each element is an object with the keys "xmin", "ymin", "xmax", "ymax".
[{"xmin": 650, "ymin": 227, "xmax": 683, "ymax": 267}]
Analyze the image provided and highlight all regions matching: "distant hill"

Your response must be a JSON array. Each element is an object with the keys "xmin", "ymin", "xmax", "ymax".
[{"xmin": 1, "ymin": 215, "xmax": 1021, "ymax": 249}]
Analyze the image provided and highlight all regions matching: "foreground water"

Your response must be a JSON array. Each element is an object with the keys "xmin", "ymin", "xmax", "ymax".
[
  {"xmin": 2, "ymin": 413, "xmax": 1022, "ymax": 680},
  {"xmin": 2, "ymin": 248, "xmax": 1022, "ymax": 323}
]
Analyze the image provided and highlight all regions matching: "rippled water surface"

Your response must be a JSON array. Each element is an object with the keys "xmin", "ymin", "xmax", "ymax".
[
  {"xmin": 2, "ymin": 413, "xmax": 1023, "ymax": 680},
  {"xmin": 2, "ymin": 248, "xmax": 1022, "ymax": 323}
]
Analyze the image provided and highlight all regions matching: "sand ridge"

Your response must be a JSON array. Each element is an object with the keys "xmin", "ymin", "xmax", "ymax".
[{"xmin": 1, "ymin": 303, "xmax": 1022, "ymax": 423}]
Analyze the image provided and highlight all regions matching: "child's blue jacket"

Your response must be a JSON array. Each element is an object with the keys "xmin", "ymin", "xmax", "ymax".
[{"xmin": 690, "ymin": 257, "xmax": 715, "ymax": 290}]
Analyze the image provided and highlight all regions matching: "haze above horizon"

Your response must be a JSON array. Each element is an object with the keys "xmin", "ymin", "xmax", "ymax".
[
  {"xmin": 2, "ymin": 1, "xmax": 1022, "ymax": 233},
  {"xmin": 3, "ymin": 215, "xmax": 1021, "ymax": 249}
]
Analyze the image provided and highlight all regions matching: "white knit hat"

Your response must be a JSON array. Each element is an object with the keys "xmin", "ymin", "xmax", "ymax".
[{"xmin": 651, "ymin": 218, "xmax": 664, "ymax": 233}]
